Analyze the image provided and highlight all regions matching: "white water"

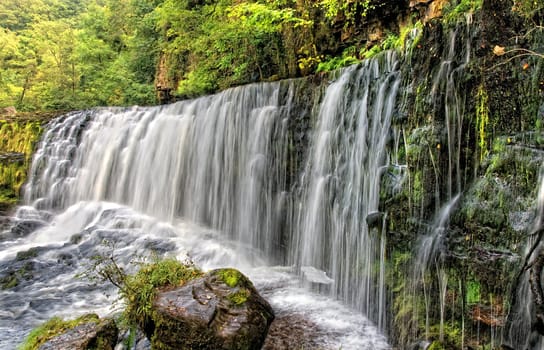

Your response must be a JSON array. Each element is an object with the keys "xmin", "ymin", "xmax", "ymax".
[
  {"xmin": 25, "ymin": 83, "xmax": 289, "ymax": 260},
  {"xmin": 430, "ymin": 15, "xmax": 472, "ymax": 203},
  {"xmin": 504, "ymin": 171, "xmax": 544, "ymax": 349},
  {"xmin": 0, "ymin": 69, "xmax": 395, "ymax": 348},
  {"xmin": 292, "ymin": 51, "xmax": 400, "ymax": 331},
  {"xmin": 411, "ymin": 194, "xmax": 460, "ymax": 342}
]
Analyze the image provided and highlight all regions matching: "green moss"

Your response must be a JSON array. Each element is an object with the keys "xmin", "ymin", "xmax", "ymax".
[
  {"xmin": 122, "ymin": 258, "xmax": 202, "ymax": 330},
  {"xmin": 15, "ymin": 247, "xmax": 39, "ymax": 261},
  {"xmin": 466, "ymin": 280, "xmax": 481, "ymax": 304},
  {"xmin": 228, "ymin": 288, "xmax": 251, "ymax": 305},
  {"xmin": 1, "ymin": 261, "xmax": 34, "ymax": 290},
  {"xmin": 217, "ymin": 268, "xmax": 243, "ymax": 288},
  {"xmin": 428, "ymin": 341, "xmax": 446, "ymax": 350},
  {"xmin": 1, "ymin": 274, "xmax": 19, "ymax": 289},
  {"xmin": 476, "ymin": 84, "xmax": 490, "ymax": 162},
  {"xmin": 18, "ymin": 314, "xmax": 100, "ymax": 350},
  {"xmin": 0, "ymin": 121, "xmax": 43, "ymax": 210},
  {"xmin": 316, "ymin": 46, "xmax": 360, "ymax": 73}
]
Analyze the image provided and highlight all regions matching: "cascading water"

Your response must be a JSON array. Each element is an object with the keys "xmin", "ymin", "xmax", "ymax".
[
  {"xmin": 411, "ymin": 194, "xmax": 460, "ymax": 343},
  {"xmin": 430, "ymin": 14, "xmax": 473, "ymax": 203},
  {"xmin": 504, "ymin": 170, "xmax": 544, "ymax": 349},
  {"xmin": 291, "ymin": 51, "xmax": 400, "ymax": 331},
  {"xmin": 24, "ymin": 83, "xmax": 290, "ymax": 261},
  {"xmin": 0, "ymin": 72, "xmax": 393, "ymax": 348},
  {"xmin": 414, "ymin": 15, "xmax": 473, "ymax": 341},
  {"xmin": 399, "ymin": 17, "xmax": 474, "ymax": 347}
]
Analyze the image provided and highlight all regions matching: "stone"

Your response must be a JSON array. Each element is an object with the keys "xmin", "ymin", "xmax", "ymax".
[
  {"xmin": 0, "ymin": 106, "xmax": 16, "ymax": 117},
  {"xmin": 366, "ymin": 211, "xmax": 385, "ymax": 228},
  {"xmin": 151, "ymin": 268, "xmax": 274, "ymax": 350},
  {"xmin": 10, "ymin": 219, "xmax": 46, "ymax": 237},
  {"xmin": 39, "ymin": 317, "xmax": 118, "ymax": 350},
  {"xmin": 263, "ymin": 314, "xmax": 321, "ymax": 349}
]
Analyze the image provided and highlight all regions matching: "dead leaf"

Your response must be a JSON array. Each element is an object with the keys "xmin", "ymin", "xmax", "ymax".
[{"xmin": 493, "ymin": 45, "xmax": 506, "ymax": 56}]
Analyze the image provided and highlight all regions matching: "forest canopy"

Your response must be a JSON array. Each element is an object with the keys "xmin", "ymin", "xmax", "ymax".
[
  {"xmin": 0, "ymin": 0, "xmax": 393, "ymax": 111},
  {"xmin": 1, "ymin": 0, "xmax": 540, "ymax": 111}
]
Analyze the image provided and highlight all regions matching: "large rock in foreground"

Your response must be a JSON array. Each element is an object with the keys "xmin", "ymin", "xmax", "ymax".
[{"xmin": 151, "ymin": 268, "xmax": 274, "ymax": 350}]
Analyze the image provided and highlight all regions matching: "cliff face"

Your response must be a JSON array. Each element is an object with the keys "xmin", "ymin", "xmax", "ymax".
[
  {"xmin": 280, "ymin": 0, "xmax": 543, "ymax": 347},
  {"xmin": 366, "ymin": 1, "xmax": 543, "ymax": 347}
]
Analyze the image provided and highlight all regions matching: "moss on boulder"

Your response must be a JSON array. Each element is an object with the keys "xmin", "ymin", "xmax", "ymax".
[
  {"xmin": 150, "ymin": 268, "xmax": 274, "ymax": 350},
  {"xmin": 19, "ymin": 314, "xmax": 117, "ymax": 350}
]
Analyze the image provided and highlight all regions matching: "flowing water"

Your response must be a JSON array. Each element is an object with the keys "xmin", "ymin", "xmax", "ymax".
[
  {"xmin": 411, "ymin": 194, "xmax": 460, "ymax": 343},
  {"xmin": 0, "ymin": 63, "xmax": 397, "ymax": 348},
  {"xmin": 402, "ymin": 17, "xmax": 474, "ymax": 346},
  {"xmin": 504, "ymin": 170, "xmax": 544, "ymax": 349},
  {"xmin": 291, "ymin": 51, "xmax": 400, "ymax": 331}
]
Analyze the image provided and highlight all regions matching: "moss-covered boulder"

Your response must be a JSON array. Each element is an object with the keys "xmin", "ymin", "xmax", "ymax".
[
  {"xmin": 19, "ymin": 314, "xmax": 117, "ymax": 350},
  {"xmin": 151, "ymin": 268, "xmax": 274, "ymax": 350}
]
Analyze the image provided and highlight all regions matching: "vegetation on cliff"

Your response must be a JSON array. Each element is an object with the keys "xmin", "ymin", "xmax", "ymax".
[{"xmin": 0, "ymin": 119, "xmax": 43, "ymax": 211}]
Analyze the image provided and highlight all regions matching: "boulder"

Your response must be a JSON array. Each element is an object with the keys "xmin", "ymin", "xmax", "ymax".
[
  {"xmin": 151, "ymin": 268, "xmax": 274, "ymax": 350},
  {"xmin": 10, "ymin": 219, "xmax": 46, "ymax": 237},
  {"xmin": 39, "ymin": 316, "xmax": 118, "ymax": 350}
]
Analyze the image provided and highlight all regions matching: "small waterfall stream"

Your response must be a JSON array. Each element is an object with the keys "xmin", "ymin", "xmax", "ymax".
[
  {"xmin": 411, "ymin": 194, "xmax": 460, "ymax": 343},
  {"xmin": 504, "ymin": 170, "xmax": 544, "ymax": 349}
]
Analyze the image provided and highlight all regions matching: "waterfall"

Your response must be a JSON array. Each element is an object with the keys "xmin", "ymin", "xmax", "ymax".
[
  {"xmin": 24, "ymin": 83, "xmax": 292, "ymax": 261},
  {"xmin": 2, "ymin": 62, "xmax": 398, "ymax": 348},
  {"xmin": 291, "ymin": 51, "xmax": 400, "ymax": 331}
]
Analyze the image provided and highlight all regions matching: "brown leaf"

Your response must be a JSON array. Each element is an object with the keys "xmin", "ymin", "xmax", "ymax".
[{"xmin": 493, "ymin": 45, "xmax": 505, "ymax": 56}]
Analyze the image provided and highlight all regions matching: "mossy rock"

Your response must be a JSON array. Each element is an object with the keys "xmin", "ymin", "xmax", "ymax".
[
  {"xmin": 0, "ymin": 261, "xmax": 34, "ymax": 290},
  {"xmin": 151, "ymin": 268, "xmax": 274, "ymax": 350},
  {"xmin": 19, "ymin": 314, "xmax": 118, "ymax": 350}
]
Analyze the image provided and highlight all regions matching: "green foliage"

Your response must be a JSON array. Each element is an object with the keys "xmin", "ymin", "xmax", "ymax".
[
  {"xmin": 443, "ymin": 0, "xmax": 483, "ymax": 24},
  {"xmin": 0, "ymin": 0, "xmax": 431, "ymax": 106},
  {"xmin": 0, "ymin": 0, "xmax": 158, "ymax": 111},
  {"xmin": 316, "ymin": 46, "xmax": 360, "ymax": 72},
  {"xmin": 358, "ymin": 27, "xmax": 419, "ymax": 61},
  {"xmin": 157, "ymin": 0, "xmax": 312, "ymax": 98},
  {"xmin": 320, "ymin": 0, "xmax": 374, "ymax": 26},
  {"xmin": 18, "ymin": 314, "xmax": 100, "ymax": 350},
  {"xmin": 87, "ymin": 248, "xmax": 203, "ymax": 330}
]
